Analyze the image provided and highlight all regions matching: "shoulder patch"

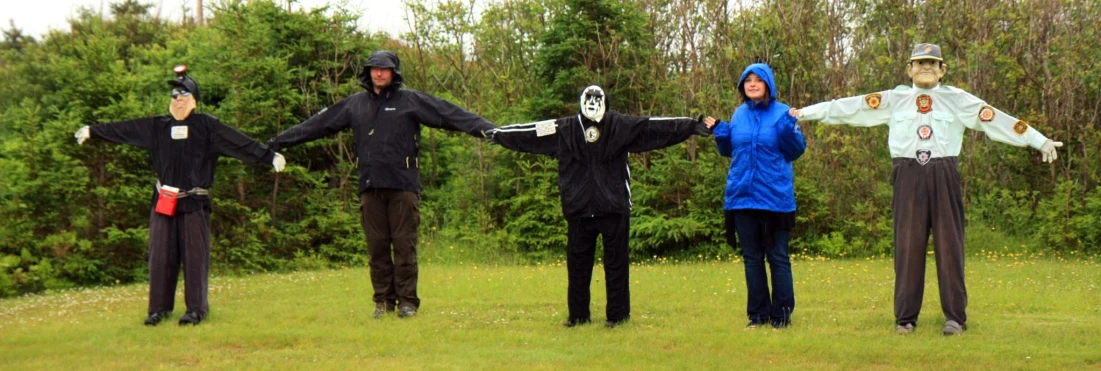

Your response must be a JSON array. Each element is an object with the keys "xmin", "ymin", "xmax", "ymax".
[
  {"xmin": 978, "ymin": 106, "xmax": 995, "ymax": 122},
  {"xmin": 864, "ymin": 93, "xmax": 883, "ymax": 109},
  {"xmin": 1013, "ymin": 120, "xmax": 1029, "ymax": 135}
]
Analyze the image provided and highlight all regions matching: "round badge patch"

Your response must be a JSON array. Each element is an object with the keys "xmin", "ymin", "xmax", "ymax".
[
  {"xmin": 916, "ymin": 94, "xmax": 932, "ymax": 114},
  {"xmin": 979, "ymin": 105, "xmax": 995, "ymax": 122},
  {"xmin": 1013, "ymin": 120, "xmax": 1029, "ymax": 135},
  {"xmin": 584, "ymin": 126, "xmax": 601, "ymax": 143},
  {"xmin": 917, "ymin": 125, "xmax": 933, "ymax": 140},
  {"xmin": 864, "ymin": 93, "xmax": 882, "ymax": 110}
]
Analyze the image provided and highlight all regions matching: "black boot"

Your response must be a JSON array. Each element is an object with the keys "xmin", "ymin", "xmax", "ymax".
[
  {"xmin": 562, "ymin": 318, "xmax": 591, "ymax": 328},
  {"xmin": 178, "ymin": 311, "xmax": 204, "ymax": 326},
  {"xmin": 143, "ymin": 311, "xmax": 171, "ymax": 326}
]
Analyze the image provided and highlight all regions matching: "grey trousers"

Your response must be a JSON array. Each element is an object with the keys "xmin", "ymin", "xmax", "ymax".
[
  {"xmin": 146, "ymin": 209, "xmax": 211, "ymax": 316},
  {"xmin": 360, "ymin": 189, "xmax": 421, "ymax": 310},
  {"xmin": 891, "ymin": 157, "xmax": 967, "ymax": 326}
]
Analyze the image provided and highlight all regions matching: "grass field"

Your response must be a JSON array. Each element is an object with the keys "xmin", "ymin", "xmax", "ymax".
[{"xmin": 2, "ymin": 250, "xmax": 1099, "ymax": 370}]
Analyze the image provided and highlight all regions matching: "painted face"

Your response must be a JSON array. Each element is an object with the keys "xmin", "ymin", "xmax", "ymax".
[
  {"xmin": 169, "ymin": 87, "xmax": 196, "ymax": 120},
  {"xmin": 743, "ymin": 73, "xmax": 767, "ymax": 102},
  {"xmin": 371, "ymin": 67, "xmax": 394, "ymax": 90},
  {"xmin": 907, "ymin": 59, "xmax": 946, "ymax": 89},
  {"xmin": 579, "ymin": 85, "xmax": 606, "ymax": 122}
]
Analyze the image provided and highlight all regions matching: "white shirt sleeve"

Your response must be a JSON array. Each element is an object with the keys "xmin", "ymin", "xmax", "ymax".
[
  {"xmin": 799, "ymin": 91, "xmax": 894, "ymax": 127},
  {"xmin": 947, "ymin": 87, "xmax": 1048, "ymax": 150}
]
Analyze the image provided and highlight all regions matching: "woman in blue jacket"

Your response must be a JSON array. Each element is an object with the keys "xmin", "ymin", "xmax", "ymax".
[{"xmin": 704, "ymin": 63, "xmax": 806, "ymax": 329}]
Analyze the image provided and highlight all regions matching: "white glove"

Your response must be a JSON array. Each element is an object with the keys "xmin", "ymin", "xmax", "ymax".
[
  {"xmin": 1040, "ymin": 139, "xmax": 1063, "ymax": 163},
  {"xmin": 272, "ymin": 153, "xmax": 286, "ymax": 172},
  {"xmin": 75, "ymin": 126, "xmax": 90, "ymax": 145}
]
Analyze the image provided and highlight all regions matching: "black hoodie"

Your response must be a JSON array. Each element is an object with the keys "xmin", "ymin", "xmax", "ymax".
[
  {"xmin": 270, "ymin": 51, "xmax": 496, "ymax": 195},
  {"xmin": 489, "ymin": 111, "xmax": 709, "ymax": 220}
]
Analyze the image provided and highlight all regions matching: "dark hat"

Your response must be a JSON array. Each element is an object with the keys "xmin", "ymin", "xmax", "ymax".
[
  {"xmin": 357, "ymin": 50, "xmax": 404, "ymax": 91},
  {"xmin": 167, "ymin": 64, "xmax": 201, "ymax": 102},
  {"xmin": 910, "ymin": 43, "xmax": 943, "ymax": 61}
]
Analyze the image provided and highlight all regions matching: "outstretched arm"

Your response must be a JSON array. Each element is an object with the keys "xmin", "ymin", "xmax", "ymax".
[
  {"xmin": 412, "ymin": 92, "xmax": 496, "ymax": 138},
  {"xmin": 795, "ymin": 91, "xmax": 893, "ymax": 127},
  {"xmin": 487, "ymin": 119, "xmax": 560, "ymax": 156},
  {"xmin": 268, "ymin": 98, "xmax": 352, "ymax": 151},
  {"xmin": 951, "ymin": 88, "xmax": 1061, "ymax": 162},
  {"xmin": 707, "ymin": 116, "xmax": 734, "ymax": 158},
  {"xmin": 622, "ymin": 114, "xmax": 709, "ymax": 153},
  {"xmin": 81, "ymin": 117, "xmax": 158, "ymax": 149},
  {"xmin": 210, "ymin": 116, "xmax": 281, "ymax": 170}
]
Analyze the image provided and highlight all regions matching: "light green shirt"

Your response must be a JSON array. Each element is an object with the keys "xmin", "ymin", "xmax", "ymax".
[{"xmin": 799, "ymin": 85, "xmax": 1049, "ymax": 159}]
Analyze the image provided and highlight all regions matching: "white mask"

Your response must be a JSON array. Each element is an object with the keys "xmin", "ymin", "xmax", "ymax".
[{"xmin": 579, "ymin": 85, "xmax": 606, "ymax": 122}]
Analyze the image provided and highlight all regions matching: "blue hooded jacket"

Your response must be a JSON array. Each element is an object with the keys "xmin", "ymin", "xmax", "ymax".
[{"xmin": 712, "ymin": 63, "xmax": 806, "ymax": 212}]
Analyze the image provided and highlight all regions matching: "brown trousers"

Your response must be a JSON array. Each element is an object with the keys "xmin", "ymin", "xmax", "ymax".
[
  {"xmin": 146, "ymin": 209, "xmax": 211, "ymax": 316},
  {"xmin": 360, "ymin": 189, "xmax": 421, "ymax": 310},
  {"xmin": 891, "ymin": 157, "xmax": 967, "ymax": 327}
]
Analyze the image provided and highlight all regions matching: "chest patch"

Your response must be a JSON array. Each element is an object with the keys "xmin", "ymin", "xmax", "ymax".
[
  {"xmin": 916, "ymin": 94, "xmax": 932, "ymax": 114},
  {"xmin": 916, "ymin": 149, "xmax": 932, "ymax": 165},
  {"xmin": 584, "ymin": 126, "xmax": 601, "ymax": 143},
  {"xmin": 170, "ymin": 126, "xmax": 189, "ymax": 140},
  {"xmin": 917, "ymin": 125, "xmax": 933, "ymax": 140}
]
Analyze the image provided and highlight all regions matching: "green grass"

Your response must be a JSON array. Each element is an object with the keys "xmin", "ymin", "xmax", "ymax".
[{"xmin": 2, "ymin": 252, "xmax": 1100, "ymax": 370}]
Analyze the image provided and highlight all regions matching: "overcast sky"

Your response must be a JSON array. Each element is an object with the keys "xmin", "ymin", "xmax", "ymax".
[{"xmin": 1, "ymin": 0, "xmax": 411, "ymax": 39}]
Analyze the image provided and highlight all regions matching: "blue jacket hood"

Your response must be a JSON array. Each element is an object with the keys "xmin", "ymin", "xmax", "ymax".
[{"xmin": 737, "ymin": 63, "xmax": 778, "ymax": 104}]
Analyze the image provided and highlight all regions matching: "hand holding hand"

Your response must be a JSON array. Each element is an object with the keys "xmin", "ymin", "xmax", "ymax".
[
  {"xmin": 788, "ymin": 107, "xmax": 800, "ymax": 119},
  {"xmin": 704, "ymin": 116, "xmax": 718, "ymax": 130},
  {"xmin": 1040, "ymin": 139, "xmax": 1063, "ymax": 163},
  {"xmin": 75, "ymin": 126, "xmax": 90, "ymax": 145},
  {"xmin": 273, "ymin": 153, "xmax": 286, "ymax": 172}
]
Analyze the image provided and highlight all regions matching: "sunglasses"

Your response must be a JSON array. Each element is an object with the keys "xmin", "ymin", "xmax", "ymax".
[{"xmin": 171, "ymin": 89, "xmax": 192, "ymax": 99}]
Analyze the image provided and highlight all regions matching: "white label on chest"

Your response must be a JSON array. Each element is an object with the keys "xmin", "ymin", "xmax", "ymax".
[
  {"xmin": 170, "ymin": 126, "xmax": 188, "ymax": 140},
  {"xmin": 535, "ymin": 120, "xmax": 556, "ymax": 137}
]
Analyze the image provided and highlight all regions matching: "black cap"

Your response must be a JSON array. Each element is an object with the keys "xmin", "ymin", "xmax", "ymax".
[{"xmin": 167, "ymin": 64, "xmax": 201, "ymax": 102}]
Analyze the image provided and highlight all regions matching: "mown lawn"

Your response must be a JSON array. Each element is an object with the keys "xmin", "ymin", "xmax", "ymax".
[{"xmin": 1, "ymin": 251, "xmax": 1099, "ymax": 370}]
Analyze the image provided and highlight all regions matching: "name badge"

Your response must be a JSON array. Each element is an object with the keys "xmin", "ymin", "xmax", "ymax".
[
  {"xmin": 171, "ymin": 126, "xmax": 188, "ymax": 140},
  {"xmin": 535, "ymin": 120, "xmax": 556, "ymax": 137}
]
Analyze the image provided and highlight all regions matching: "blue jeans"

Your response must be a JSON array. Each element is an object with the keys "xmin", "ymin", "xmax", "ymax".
[{"xmin": 728, "ymin": 211, "xmax": 795, "ymax": 324}]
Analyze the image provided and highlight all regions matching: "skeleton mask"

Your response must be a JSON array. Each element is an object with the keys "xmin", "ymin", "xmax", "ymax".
[{"xmin": 579, "ymin": 85, "xmax": 606, "ymax": 122}]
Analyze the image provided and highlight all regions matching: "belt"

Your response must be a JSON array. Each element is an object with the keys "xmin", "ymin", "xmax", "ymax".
[{"xmin": 156, "ymin": 181, "xmax": 208, "ymax": 199}]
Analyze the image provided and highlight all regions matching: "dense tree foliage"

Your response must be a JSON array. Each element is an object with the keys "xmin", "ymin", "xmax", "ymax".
[{"xmin": 1, "ymin": 0, "xmax": 1097, "ymax": 296}]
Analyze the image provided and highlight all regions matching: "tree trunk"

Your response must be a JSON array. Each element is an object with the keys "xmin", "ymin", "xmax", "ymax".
[{"xmin": 196, "ymin": 0, "xmax": 204, "ymax": 25}]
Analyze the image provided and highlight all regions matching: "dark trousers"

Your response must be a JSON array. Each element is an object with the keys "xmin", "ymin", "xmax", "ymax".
[
  {"xmin": 566, "ymin": 213, "xmax": 631, "ymax": 322},
  {"xmin": 146, "ymin": 209, "xmax": 211, "ymax": 316},
  {"xmin": 726, "ymin": 210, "xmax": 795, "ymax": 324},
  {"xmin": 360, "ymin": 189, "xmax": 421, "ymax": 310},
  {"xmin": 891, "ymin": 157, "xmax": 967, "ymax": 326}
]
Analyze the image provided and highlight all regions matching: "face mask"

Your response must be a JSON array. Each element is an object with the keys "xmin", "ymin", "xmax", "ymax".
[{"xmin": 579, "ymin": 85, "xmax": 606, "ymax": 122}]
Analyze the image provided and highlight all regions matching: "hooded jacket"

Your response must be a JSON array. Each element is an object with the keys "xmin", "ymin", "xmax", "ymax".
[
  {"xmin": 490, "ymin": 111, "xmax": 709, "ymax": 220},
  {"xmin": 712, "ymin": 63, "xmax": 806, "ymax": 212},
  {"xmin": 269, "ymin": 51, "xmax": 496, "ymax": 195}
]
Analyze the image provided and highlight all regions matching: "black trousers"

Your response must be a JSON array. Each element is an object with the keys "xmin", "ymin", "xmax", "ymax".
[
  {"xmin": 360, "ymin": 189, "xmax": 421, "ymax": 310},
  {"xmin": 146, "ymin": 209, "xmax": 211, "ymax": 316},
  {"xmin": 565, "ymin": 213, "xmax": 631, "ymax": 322},
  {"xmin": 891, "ymin": 157, "xmax": 967, "ymax": 326}
]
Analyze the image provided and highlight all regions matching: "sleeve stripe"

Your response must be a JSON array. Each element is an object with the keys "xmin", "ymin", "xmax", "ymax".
[{"xmin": 648, "ymin": 116, "xmax": 693, "ymax": 121}]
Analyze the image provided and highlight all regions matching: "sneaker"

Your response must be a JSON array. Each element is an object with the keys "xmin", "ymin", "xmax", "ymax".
[
  {"xmin": 896, "ymin": 323, "xmax": 914, "ymax": 334},
  {"xmin": 942, "ymin": 320, "xmax": 964, "ymax": 335},
  {"xmin": 398, "ymin": 306, "xmax": 417, "ymax": 318},
  {"xmin": 143, "ymin": 311, "xmax": 171, "ymax": 326},
  {"xmin": 562, "ymin": 318, "xmax": 591, "ymax": 328},
  {"xmin": 745, "ymin": 320, "xmax": 768, "ymax": 329},
  {"xmin": 604, "ymin": 317, "xmax": 630, "ymax": 328},
  {"xmin": 178, "ymin": 311, "xmax": 204, "ymax": 326},
  {"xmin": 373, "ymin": 303, "xmax": 395, "ymax": 319}
]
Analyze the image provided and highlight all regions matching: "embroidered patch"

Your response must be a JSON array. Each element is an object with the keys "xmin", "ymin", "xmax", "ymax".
[
  {"xmin": 584, "ymin": 126, "xmax": 601, "ymax": 143},
  {"xmin": 170, "ymin": 126, "xmax": 188, "ymax": 140},
  {"xmin": 864, "ymin": 93, "xmax": 882, "ymax": 109},
  {"xmin": 916, "ymin": 149, "xmax": 932, "ymax": 165},
  {"xmin": 916, "ymin": 94, "xmax": 932, "ymax": 114},
  {"xmin": 979, "ymin": 105, "xmax": 995, "ymax": 122},
  {"xmin": 535, "ymin": 121, "xmax": 556, "ymax": 137},
  {"xmin": 917, "ymin": 125, "xmax": 933, "ymax": 140},
  {"xmin": 1013, "ymin": 120, "xmax": 1029, "ymax": 135}
]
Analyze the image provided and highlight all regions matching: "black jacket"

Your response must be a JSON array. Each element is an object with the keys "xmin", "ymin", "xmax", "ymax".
[
  {"xmin": 490, "ymin": 111, "xmax": 709, "ymax": 220},
  {"xmin": 90, "ymin": 113, "xmax": 276, "ymax": 213},
  {"xmin": 270, "ymin": 51, "xmax": 495, "ymax": 195}
]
